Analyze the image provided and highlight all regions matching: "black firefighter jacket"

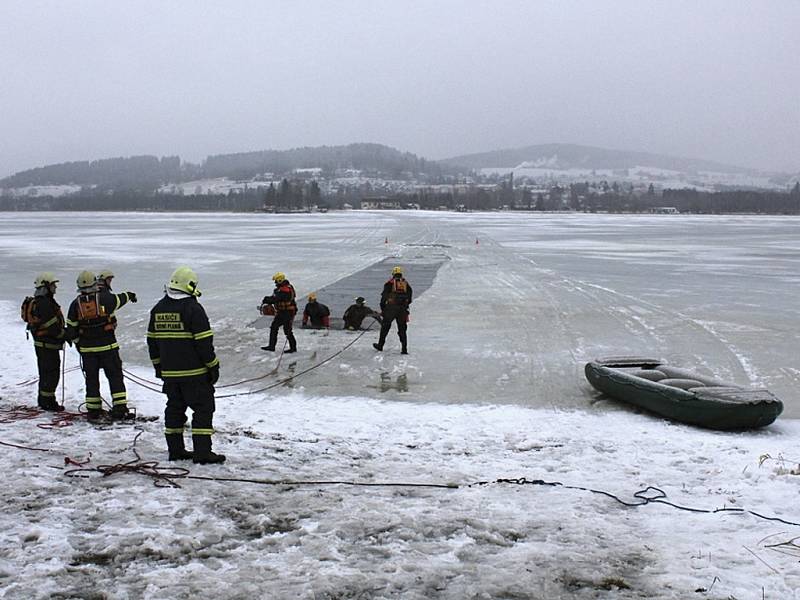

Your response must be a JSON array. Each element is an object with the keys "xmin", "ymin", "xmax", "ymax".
[{"xmin": 147, "ymin": 294, "xmax": 219, "ymax": 381}]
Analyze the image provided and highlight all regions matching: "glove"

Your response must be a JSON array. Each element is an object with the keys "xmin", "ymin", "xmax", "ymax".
[
  {"xmin": 127, "ymin": 291, "xmax": 138, "ymax": 303},
  {"xmin": 208, "ymin": 364, "xmax": 220, "ymax": 385},
  {"xmin": 154, "ymin": 366, "xmax": 162, "ymax": 380}
]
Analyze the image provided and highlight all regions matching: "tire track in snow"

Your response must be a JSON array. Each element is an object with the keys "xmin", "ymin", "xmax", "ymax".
[
  {"xmin": 557, "ymin": 278, "xmax": 763, "ymax": 385},
  {"xmin": 475, "ymin": 227, "xmax": 761, "ymax": 386}
]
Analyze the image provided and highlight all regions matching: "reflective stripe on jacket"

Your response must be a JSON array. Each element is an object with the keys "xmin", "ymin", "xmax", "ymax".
[
  {"xmin": 66, "ymin": 290, "xmax": 131, "ymax": 354},
  {"xmin": 147, "ymin": 294, "xmax": 218, "ymax": 380}
]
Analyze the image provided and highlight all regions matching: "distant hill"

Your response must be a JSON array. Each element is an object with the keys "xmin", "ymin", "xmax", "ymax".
[
  {"xmin": 439, "ymin": 143, "xmax": 753, "ymax": 174},
  {"xmin": 0, "ymin": 155, "xmax": 182, "ymax": 189},
  {"xmin": 0, "ymin": 143, "xmax": 456, "ymax": 189},
  {"xmin": 201, "ymin": 143, "xmax": 455, "ymax": 179}
]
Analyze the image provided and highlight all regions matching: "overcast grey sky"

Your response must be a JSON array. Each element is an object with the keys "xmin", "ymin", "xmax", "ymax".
[{"xmin": 1, "ymin": 0, "xmax": 798, "ymax": 177}]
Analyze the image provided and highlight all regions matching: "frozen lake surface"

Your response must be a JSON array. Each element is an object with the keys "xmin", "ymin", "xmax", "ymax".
[
  {"xmin": 1, "ymin": 210, "xmax": 799, "ymax": 598},
  {"xmin": 1, "ymin": 210, "xmax": 797, "ymax": 415}
]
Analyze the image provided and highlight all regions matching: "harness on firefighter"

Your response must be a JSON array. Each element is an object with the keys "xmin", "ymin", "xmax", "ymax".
[
  {"xmin": 386, "ymin": 278, "xmax": 409, "ymax": 306},
  {"xmin": 275, "ymin": 283, "xmax": 297, "ymax": 312},
  {"xmin": 76, "ymin": 292, "xmax": 116, "ymax": 335}
]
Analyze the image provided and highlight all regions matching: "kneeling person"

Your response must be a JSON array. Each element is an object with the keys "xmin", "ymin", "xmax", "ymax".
[
  {"xmin": 147, "ymin": 267, "xmax": 225, "ymax": 464},
  {"xmin": 343, "ymin": 296, "xmax": 381, "ymax": 330},
  {"xmin": 302, "ymin": 293, "xmax": 330, "ymax": 329}
]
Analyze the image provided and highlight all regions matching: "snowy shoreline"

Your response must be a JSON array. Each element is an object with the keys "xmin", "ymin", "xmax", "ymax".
[{"xmin": 2, "ymin": 365, "xmax": 799, "ymax": 598}]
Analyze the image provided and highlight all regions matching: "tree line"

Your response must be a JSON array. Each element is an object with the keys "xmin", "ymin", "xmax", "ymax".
[{"xmin": 2, "ymin": 181, "xmax": 798, "ymax": 214}]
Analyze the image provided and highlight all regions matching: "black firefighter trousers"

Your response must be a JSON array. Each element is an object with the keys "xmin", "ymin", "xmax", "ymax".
[
  {"xmin": 377, "ymin": 305, "xmax": 408, "ymax": 351},
  {"xmin": 269, "ymin": 311, "xmax": 297, "ymax": 350},
  {"xmin": 35, "ymin": 345, "xmax": 61, "ymax": 406},
  {"xmin": 81, "ymin": 349, "xmax": 127, "ymax": 411},
  {"xmin": 163, "ymin": 378, "xmax": 216, "ymax": 442}
]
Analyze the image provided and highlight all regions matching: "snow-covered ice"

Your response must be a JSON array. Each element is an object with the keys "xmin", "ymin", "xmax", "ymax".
[{"xmin": 1, "ymin": 211, "xmax": 799, "ymax": 599}]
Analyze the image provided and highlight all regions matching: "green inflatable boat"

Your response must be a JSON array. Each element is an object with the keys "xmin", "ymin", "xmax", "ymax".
[{"xmin": 584, "ymin": 356, "xmax": 783, "ymax": 430}]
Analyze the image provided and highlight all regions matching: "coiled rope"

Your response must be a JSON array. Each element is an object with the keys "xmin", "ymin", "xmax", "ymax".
[
  {"xmin": 64, "ymin": 431, "xmax": 189, "ymax": 488},
  {"xmin": 0, "ymin": 405, "xmax": 85, "ymax": 430}
]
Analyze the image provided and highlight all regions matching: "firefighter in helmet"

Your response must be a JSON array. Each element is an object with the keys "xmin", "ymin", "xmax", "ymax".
[
  {"xmin": 22, "ymin": 272, "xmax": 66, "ymax": 411},
  {"xmin": 373, "ymin": 266, "xmax": 412, "ymax": 354},
  {"xmin": 96, "ymin": 269, "xmax": 115, "ymax": 291},
  {"xmin": 302, "ymin": 292, "xmax": 331, "ymax": 329},
  {"xmin": 343, "ymin": 296, "xmax": 381, "ymax": 331},
  {"xmin": 261, "ymin": 272, "xmax": 298, "ymax": 353},
  {"xmin": 64, "ymin": 270, "xmax": 137, "ymax": 420},
  {"xmin": 147, "ymin": 267, "xmax": 224, "ymax": 464}
]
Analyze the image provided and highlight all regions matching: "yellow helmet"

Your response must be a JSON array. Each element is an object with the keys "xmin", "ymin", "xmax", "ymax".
[
  {"xmin": 308, "ymin": 292, "xmax": 317, "ymax": 301},
  {"xmin": 34, "ymin": 272, "xmax": 58, "ymax": 288},
  {"xmin": 168, "ymin": 266, "xmax": 201, "ymax": 297},
  {"xmin": 272, "ymin": 272, "xmax": 286, "ymax": 283},
  {"xmin": 76, "ymin": 270, "xmax": 98, "ymax": 291},
  {"xmin": 97, "ymin": 269, "xmax": 114, "ymax": 281},
  {"xmin": 391, "ymin": 266, "xmax": 403, "ymax": 276}
]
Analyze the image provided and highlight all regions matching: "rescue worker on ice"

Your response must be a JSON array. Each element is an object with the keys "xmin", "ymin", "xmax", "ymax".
[
  {"xmin": 96, "ymin": 269, "xmax": 115, "ymax": 292},
  {"xmin": 302, "ymin": 292, "xmax": 330, "ymax": 329},
  {"xmin": 343, "ymin": 296, "xmax": 381, "ymax": 331},
  {"xmin": 65, "ymin": 271, "xmax": 137, "ymax": 420},
  {"xmin": 261, "ymin": 272, "xmax": 298, "ymax": 353},
  {"xmin": 147, "ymin": 267, "xmax": 225, "ymax": 464},
  {"xmin": 373, "ymin": 266, "xmax": 412, "ymax": 354},
  {"xmin": 22, "ymin": 273, "xmax": 66, "ymax": 411}
]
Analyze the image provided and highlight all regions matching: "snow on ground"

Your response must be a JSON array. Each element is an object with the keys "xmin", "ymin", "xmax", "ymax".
[
  {"xmin": 1, "ymin": 184, "xmax": 85, "ymax": 198},
  {"xmin": 1, "ymin": 211, "xmax": 799, "ymax": 599}
]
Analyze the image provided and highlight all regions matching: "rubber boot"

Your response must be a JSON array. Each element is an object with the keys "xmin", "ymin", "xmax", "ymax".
[
  {"xmin": 86, "ymin": 408, "xmax": 104, "ymax": 422},
  {"xmin": 285, "ymin": 332, "xmax": 297, "ymax": 353},
  {"xmin": 375, "ymin": 326, "xmax": 388, "ymax": 351},
  {"xmin": 192, "ymin": 435, "xmax": 226, "ymax": 464},
  {"xmin": 166, "ymin": 433, "xmax": 193, "ymax": 461},
  {"xmin": 262, "ymin": 328, "xmax": 278, "ymax": 351},
  {"xmin": 399, "ymin": 331, "xmax": 408, "ymax": 355},
  {"xmin": 111, "ymin": 403, "xmax": 132, "ymax": 420},
  {"xmin": 38, "ymin": 397, "xmax": 65, "ymax": 412}
]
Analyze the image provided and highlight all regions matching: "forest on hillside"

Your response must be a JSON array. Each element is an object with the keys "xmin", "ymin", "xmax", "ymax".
[{"xmin": 0, "ymin": 144, "xmax": 460, "ymax": 189}]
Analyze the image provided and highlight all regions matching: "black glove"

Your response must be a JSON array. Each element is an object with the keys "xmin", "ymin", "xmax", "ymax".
[
  {"xmin": 128, "ymin": 291, "xmax": 138, "ymax": 303},
  {"xmin": 208, "ymin": 364, "xmax": 220, "ymax": 385},
  {"xmin": 154, "ymin": 366, "xmax": 162, "ymax": 380}
]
